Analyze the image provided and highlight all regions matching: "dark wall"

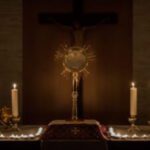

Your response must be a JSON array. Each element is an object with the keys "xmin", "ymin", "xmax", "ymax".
[
  {"xmin": 133, "ymin": 0, "xmax": 150, "ymax": 124},
  {"xmin": 23, "ymin": 0, "xmax": 132, "ymax": 124},
  {"xmin": 0, "ymin": 0, "xmax": 22, "ymax": 113}
]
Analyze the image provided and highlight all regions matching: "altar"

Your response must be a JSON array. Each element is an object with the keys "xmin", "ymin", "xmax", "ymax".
[
  {"xmin": 0, "ymin": 0, "xmax": 150, "ymax": 149},
  {"xmin": 0, "ymin": 124, "xmax": 150, "ymax": 150}
]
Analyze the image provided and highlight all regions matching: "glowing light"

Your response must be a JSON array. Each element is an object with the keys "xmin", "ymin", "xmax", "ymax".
[
  {"xmin": 0, "ymin": 127, "xmax": 43, "ymax": 139},
  {"xmin": 13, "ymin": 83, "xmax": 17, "ymax": 89},
  {"xmin": 29, "ymin": 134, "xmax": 34, "ymax": 138},
  {"xmin": 108, "ymin": 127, "xmax": 150, "ymax": 139},
  {"xmin": 132, "ymin": 134, "xmax": 138, "ymax": 138},
  {"xmin": 116, "ymin": 133, "xmax": 121, "ymax": 138},
  {"xmin": 109, "ymin": 127, "xmax": 116, "ymax": 137},
  {"xmin": 131, "ymin": 82, "xmax": 135, "ymax": 87},
  {"xmin": 122, "ymin": 134, "xmax": 129, "ymax": 138},
  {"xmin": 142, "ymin": 134, "xmax": 148, "ymax": 138},
  {"xmin": 35, "ymin": 127, "xmax": 43, "ymax": 136},
  {"xmin": 0, "ymin": 134, "xmax": 4, "ymax": 138}
]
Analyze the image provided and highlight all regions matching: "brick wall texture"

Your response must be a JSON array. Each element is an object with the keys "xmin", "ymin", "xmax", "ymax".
[
  {"xmin": 133, "ymin": 0, "xmax": 150, "ymax": 123},
  {"xmin": 0, "ymin": 0, "xmax": 22, "ymax": 113}
]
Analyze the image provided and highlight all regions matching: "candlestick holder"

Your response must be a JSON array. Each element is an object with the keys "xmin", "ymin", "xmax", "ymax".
[
  {"xmin": 12, "ymin": 116, "xmax": 21, "ymax": 131},
  {"xmin": 128, "ymin": 116, "xmax": 140, "ymax": 133}
]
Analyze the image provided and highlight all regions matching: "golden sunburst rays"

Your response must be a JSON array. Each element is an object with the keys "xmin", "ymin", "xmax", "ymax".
[
  {"xmin": 54, "ymin": 44, "xmax": 68, "ymax": 61},
  {"xmin": 55, "ymin": 45, "xmax": 95, "ymax": 77}
]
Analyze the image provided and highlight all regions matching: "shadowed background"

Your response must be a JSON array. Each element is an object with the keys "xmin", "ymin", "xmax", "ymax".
[
  {"xmin": 23, "ymin": 0, "xmax": 132, "ymax": 124},
  {"xmin": 0, "ymin": 0, "xmax": 150, "ymax": 125}
]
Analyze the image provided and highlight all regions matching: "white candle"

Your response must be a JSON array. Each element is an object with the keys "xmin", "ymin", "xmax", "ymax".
[
  {"xmin": 11, "ymin": 83, "xmax": 19, "ymax": 117},
  {"xmin": 130, "ymin": 82, "xmax": 137, "ymax": 117}
]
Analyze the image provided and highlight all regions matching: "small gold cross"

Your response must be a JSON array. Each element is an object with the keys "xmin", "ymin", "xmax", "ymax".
[{"xmin": 71, "ymin": 127, "xmax": 80, "ymax": 135}]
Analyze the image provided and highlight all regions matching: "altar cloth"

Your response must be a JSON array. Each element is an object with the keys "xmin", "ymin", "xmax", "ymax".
[
  {"xmin": 42, "ymin": 119, "xmax": 103, "ymax": 140},
  {"xmin": 41, "ymin": 120, "xmax": 107, "ymax": 150}
]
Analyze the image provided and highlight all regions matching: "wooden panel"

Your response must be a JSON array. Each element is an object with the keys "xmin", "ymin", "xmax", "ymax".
[{"xmin": 23, "ymin": 0, "xmax": 132, "ymax": 124}]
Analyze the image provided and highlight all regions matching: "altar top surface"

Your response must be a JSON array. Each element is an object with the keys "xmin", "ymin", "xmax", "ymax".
[
  {"xmin": 1, "ymin": 124, "xmax": 150, "ymax": 141},
  {"xmin": 104, "ymin": 125, "xmax": 150, "ymax": 141},
  {"xmin": 49, "ymin": 119, "xmax": 100, "ymax": 125},
  {"xmin": 0, "ymin": 125, "xmax": 46, "ymax": 141}
]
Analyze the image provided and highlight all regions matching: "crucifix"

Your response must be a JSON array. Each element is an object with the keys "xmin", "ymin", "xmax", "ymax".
[
  {"xmin": 38, "ymin": 0, "xmax": 118, "ymax": 120},
  {"xmin": 38, "ymin": 0, "xmax": 118, "ymax": 46}
]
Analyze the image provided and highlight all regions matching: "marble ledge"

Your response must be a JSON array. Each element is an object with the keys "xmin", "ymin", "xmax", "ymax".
[
  {"xmin": 0, "ymin": 125, "xmax": 46, "ymax": 141},
  {"xmin": 103, "ymin": 125, "xmax": 150, "ymax": 141}
]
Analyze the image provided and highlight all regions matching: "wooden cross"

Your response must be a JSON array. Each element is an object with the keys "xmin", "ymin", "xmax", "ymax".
[{"xmin": 38, "ymin": 0, "xmax": 118, "ymax": 46}]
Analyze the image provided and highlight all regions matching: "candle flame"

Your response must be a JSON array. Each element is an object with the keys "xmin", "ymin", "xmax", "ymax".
[
  {"xmin": 13, "ymin": 83, "xmax": 17, "ymax": 89},
  {"xmin": 131, "ymin": 82, "xmax": 135, "ymax": 87}
]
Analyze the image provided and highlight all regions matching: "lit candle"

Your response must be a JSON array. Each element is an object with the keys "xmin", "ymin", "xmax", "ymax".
[
  {"xmin": 130, "ymin": 82, "xmax": 137, "ymax": 117},
  {"xmin": 11, "ymin": 83, "xmax": 19, "ymax": 117}
]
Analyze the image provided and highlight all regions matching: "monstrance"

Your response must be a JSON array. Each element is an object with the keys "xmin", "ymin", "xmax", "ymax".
[
  {"xmin": 56, "ymin": 45, "xmax": 95, "ymax": 120},
  {"xmin": 41, "ymin": 46, "xmax": 103, "ymax": 141}
]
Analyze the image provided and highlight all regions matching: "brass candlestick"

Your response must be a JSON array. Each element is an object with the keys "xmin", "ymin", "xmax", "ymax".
[
  {"xmin": 12, "ymin": 116, "xmax": 21, "ymax": 130},
  {"xmin": 128, "ymin": 116, "xmax": 140, "ymax": 133},
  {"xmin": 55, "ymin": 45, "xmax": 95, "ymax": 121}
]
